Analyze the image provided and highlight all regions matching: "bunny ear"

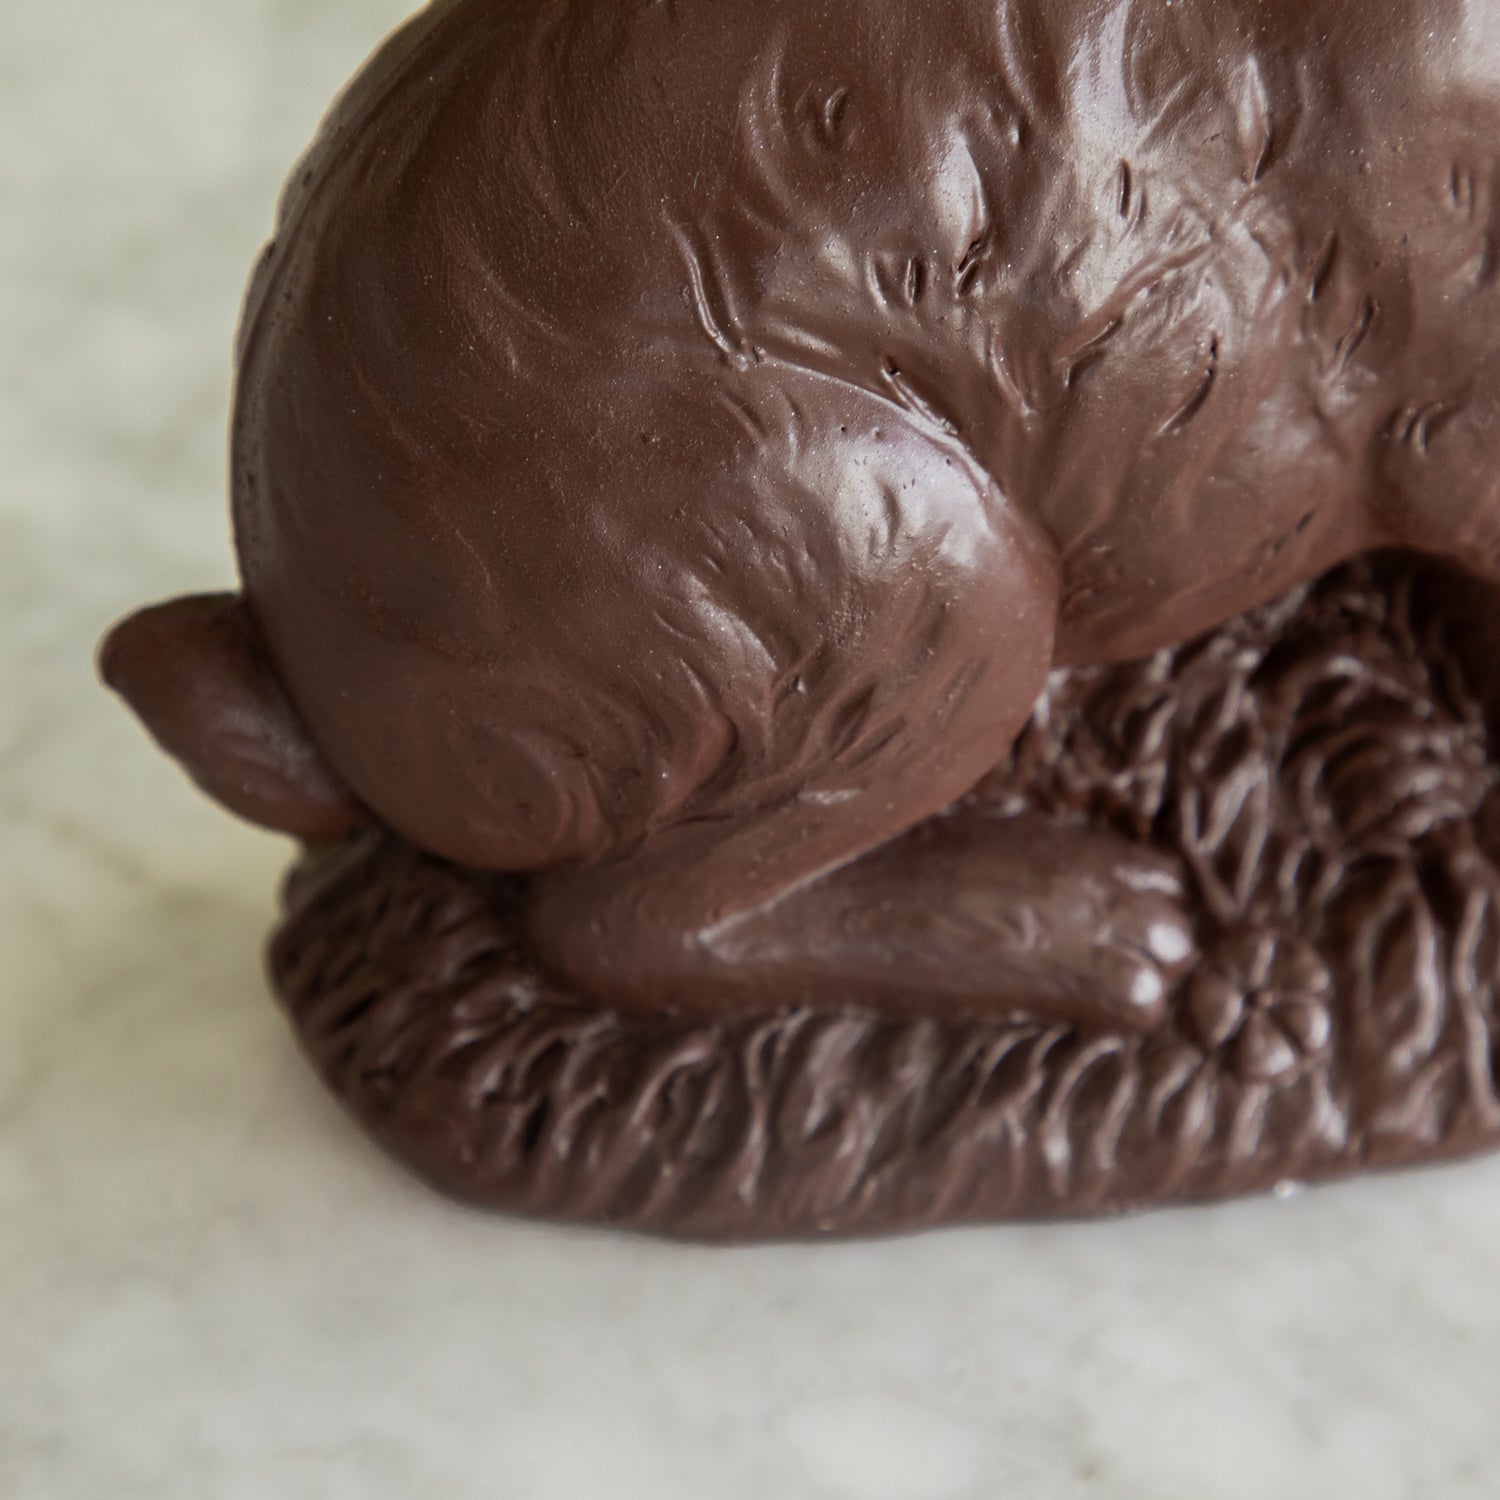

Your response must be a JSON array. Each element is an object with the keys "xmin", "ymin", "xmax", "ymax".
[{"xmin": 99, "ymin": 593, "xmax": 367, "ymax": 842}]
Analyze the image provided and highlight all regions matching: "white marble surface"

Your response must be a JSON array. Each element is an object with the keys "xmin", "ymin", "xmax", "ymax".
[{"xmin": 5, "ymin": 3, "xmax": 1500, "ymax": 1496}]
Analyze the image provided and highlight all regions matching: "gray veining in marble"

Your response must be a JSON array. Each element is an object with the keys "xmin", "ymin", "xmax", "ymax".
[{"xmin": 4, "ymin": 3, "xmax": 1500, "ymax": 1496}]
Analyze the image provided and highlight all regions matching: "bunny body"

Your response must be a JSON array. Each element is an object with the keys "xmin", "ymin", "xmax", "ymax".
[{"xmin": 108, "ymin": 0, "xmax": 1500, "ymax": 1023}]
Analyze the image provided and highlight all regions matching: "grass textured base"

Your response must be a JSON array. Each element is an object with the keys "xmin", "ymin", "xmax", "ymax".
[{"xmin": 269, "ymin": 555, "xmax": 1500, "ymax": 1240}]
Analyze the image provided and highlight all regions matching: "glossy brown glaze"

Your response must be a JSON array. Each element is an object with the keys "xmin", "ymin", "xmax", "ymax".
[{"xmin": 106, "ymin": 0, "xmax": 1500, "ymax": 1034}]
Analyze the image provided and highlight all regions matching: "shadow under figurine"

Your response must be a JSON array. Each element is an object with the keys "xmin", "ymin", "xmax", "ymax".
[{"xmin": 100, "ymin": 0, "xmax": 1500, "ymax": 1239}]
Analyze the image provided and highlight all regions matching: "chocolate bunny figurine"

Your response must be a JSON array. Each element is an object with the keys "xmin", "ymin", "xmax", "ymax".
[{"xmin": 103, "ymin": 0, "xmax": 1500, "ymax": 1041}]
